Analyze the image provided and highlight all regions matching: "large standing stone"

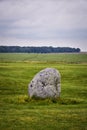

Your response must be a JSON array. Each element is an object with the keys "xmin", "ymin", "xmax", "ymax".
[{"xmin": 28, "ymin": 68, "xmax": 61, "ymax": 99}]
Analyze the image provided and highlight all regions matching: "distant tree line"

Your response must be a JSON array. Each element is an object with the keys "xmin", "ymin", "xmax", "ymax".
[{"xmin": 0, "ymin": 46, "xmax": 81, "ymax": 53}]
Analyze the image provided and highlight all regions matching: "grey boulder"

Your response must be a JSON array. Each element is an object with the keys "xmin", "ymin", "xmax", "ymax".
[{"xmin": 28, "ymin": 68, "xmax": 61, "ymax": 99}]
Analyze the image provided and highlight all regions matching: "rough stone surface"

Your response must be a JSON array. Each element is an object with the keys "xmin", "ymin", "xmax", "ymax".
[{"xmin": 28, "ymin": 68, "xmax": 61, "ymax": 99}]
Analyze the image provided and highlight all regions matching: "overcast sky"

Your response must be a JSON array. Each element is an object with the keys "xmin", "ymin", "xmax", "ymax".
[{"xmin": 0, "ymin": 0, "xmax": 87, "ymax": 51}]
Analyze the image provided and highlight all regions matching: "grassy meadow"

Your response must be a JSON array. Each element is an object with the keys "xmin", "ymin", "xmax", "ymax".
[{"xmin": 0, "ymin": 53, "xmax": 87, "ymax": 130}]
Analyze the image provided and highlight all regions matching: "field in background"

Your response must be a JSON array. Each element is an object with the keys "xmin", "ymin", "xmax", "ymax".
[
  {"xmin": 0, "ymin": 53, "xmax": 87, "ymax": 63},
  {"xmin": 0, "ymin": 53, "xmax": 87, "ymax": 130}
]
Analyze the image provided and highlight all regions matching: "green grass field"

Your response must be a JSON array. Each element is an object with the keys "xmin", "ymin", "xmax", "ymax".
[
  {"xmin": 0, "ymin": 53, "xmax": 87, "ymax": 63},
  {"xmin": 0, "ymin": 53, "xmax": 87, "ymax": 130}
]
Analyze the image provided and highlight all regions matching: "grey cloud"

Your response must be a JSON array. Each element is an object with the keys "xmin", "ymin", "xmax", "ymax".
[
  {"xmin": 0, "ymin": 0, "xmax": 87, "ymax": 51},
  {"xmin": 0, "ymin": 0, "xmax": 87, "ymax": 28}
]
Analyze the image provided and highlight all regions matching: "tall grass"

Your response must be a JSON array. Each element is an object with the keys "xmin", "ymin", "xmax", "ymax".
[{"xmin": 0, "ymin": 53, "xmax": 87, "ymax": 130}]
